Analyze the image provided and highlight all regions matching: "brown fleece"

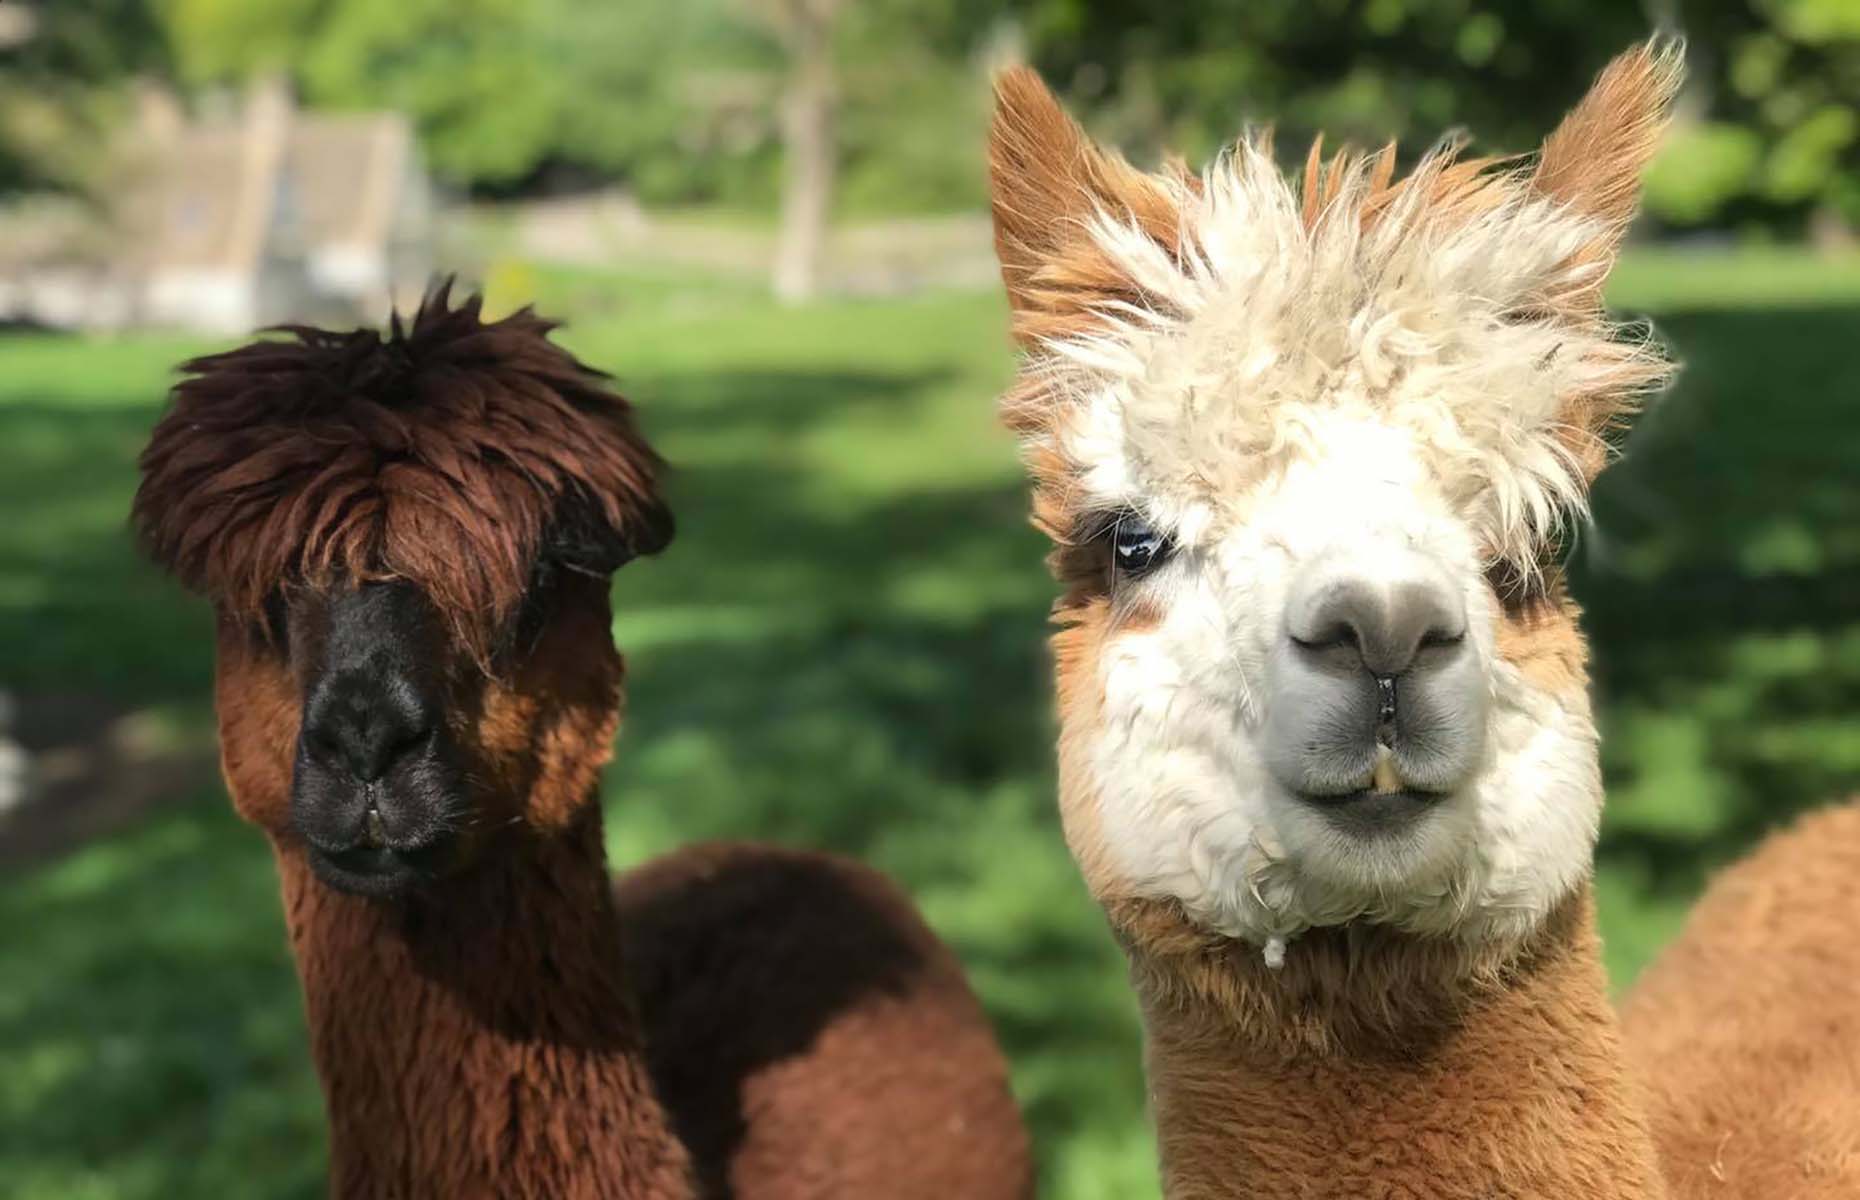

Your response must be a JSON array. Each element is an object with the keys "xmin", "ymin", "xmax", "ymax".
[
  {"xmin": 1622, "ymin": 800, "xmax": 1860, "ymax": 1198},
  {"xmin": 216, "ymin": 605, "xmax": 697, "ymax": 1200},
  {"xmin": 1534, "ymin": 42, "xmax": 1687, "ymax": 315},
  {"xmin": 987, "ymin": 65, "xmax": 1192, "ymax": 350},
  {"xmin": 132, "ymin": 283, "xmax": 671, "ymax": 664},
  {"xmin": 155, "ymin": 299, "xmax": 1032, "ymax": 1198},
  {"xmin": 218, "ymin": 623, "xmax": 1033, "ymax": 1200},
  {"xmin": 278, "ymin": 818, "xmax": 696, "ymax": 1200},
  {"xmin": 616, "ymin": 843, "xmax": 1034, "ymax": 1200},
  {"xmin": 1115, "ymin": 891, "xmax": 1666, "ymax": 1200}
]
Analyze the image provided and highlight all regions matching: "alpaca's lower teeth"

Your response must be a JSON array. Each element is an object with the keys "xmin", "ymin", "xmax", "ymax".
[{"xmin": 1371, "ymin": 744, "xmax": 1402, "ymax": 795}]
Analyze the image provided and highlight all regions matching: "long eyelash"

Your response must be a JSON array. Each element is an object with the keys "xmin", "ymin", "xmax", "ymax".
[
  {"xmin": 259, "ymin": 588, "xmax": 293, "ymax": 651},
  {"xmin": 1110, "ymin": 511, "xmax": 1128, "ymax": 588},
  {"xmin": 1071, "ymin": 508, "xmax": 1124, "ymax": 546},
  {"xmin": 1487, "ymin": 554, "xmax": 1554, "ymax": 613}
]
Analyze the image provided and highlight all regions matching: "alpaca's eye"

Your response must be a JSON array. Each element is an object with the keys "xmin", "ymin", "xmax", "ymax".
[
  {"xmin": 261, "ymin": 591, "xmax": 291, "ymax": 650},
  {"xmin": 1112, "ymin": 515, "xmax": 1172, "ymax": 578}
]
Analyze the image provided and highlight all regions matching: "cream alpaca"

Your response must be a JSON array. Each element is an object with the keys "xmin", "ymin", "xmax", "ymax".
[
  {"xmin": 1019, "ymin": 87, "xmax": 1675, "ymax": 957},
  {"xmin": 989, "ymin": 40, "xmax": 1682, "ymax": 1197}
]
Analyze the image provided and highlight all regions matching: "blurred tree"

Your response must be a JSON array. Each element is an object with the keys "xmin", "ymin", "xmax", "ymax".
[
  {"xmin": 0, "ymin": 0, "xmax": 172, "ymax": 192},
  {"xmin": 1649, "ymin": 0, "xmax": 1860, "ymax": 241},
  {"xmin": 1007, "ymin": 0, "xmax": 1860, "ymax": 240},
  {"xmin": 752, "ymin": 0, "xmax": 845, "ymax": 302},
  {"xmin": 162, "ymin": 0, "xmax": 564, "ymax": 186},
  {"xmin": 159, "ymin": 0, "xmax": 777, "ymax": 198},
  {"xmin": 536, "ymin": 0, "xmax": 765, "ymax": 204},
  {"xmin": 1007, "ymin": 0, "xmax": 1654, "ymax": 167},
  {"xmin": 66, "ymin": 0, "xmax": 1852, "ymax": 238}
]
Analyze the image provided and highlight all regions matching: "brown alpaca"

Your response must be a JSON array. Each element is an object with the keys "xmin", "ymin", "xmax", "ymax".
[
  {"xmin": 986, "ymin": 44, "xmax": 1682, "ymax": 1198},
  {"xmin": 133, "ymin": 289, "xmax": 1032, "ymax": 1200},
  {"xmin": 1621, "ymin": 800, "xmax": 1860, "ymax": 1197}
]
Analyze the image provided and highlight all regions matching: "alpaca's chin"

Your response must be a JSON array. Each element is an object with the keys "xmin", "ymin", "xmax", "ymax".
[{"xmin": 1272, "ymin": 785, "xmax": 1476, "ymax": 897}]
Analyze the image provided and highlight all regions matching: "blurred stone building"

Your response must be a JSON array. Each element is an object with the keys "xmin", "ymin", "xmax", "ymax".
[{"xmin": 0, "ymin": 80, "xmax": 434, "ymax": 334}]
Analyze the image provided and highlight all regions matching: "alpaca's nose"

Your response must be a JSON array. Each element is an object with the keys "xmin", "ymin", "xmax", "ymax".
[
  {"xmin": 1264, "ymin": 548, "xmax": 1487, "ymax": 807},
  {"xmin": 289, "ymin": 581, "xmax": 465, "ymax": 899},
  {"xmin": 302, "ymin": 671, "xmax": 436, "ymax": 783},
  {"xmin": 1288, "ymin": 567, "xmax": 1466, "ymax": 678}
]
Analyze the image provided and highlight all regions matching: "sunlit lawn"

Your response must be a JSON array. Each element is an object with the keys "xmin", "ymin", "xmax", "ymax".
[{"xmin": 4, "ymin": 248, "xmax": 1860, "ymax": 1198}]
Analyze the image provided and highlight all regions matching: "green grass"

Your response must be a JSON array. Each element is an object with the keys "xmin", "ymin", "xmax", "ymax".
[{"xmin": 4, "ymin": 247, "xmax": 1860, "ymax": 1198}]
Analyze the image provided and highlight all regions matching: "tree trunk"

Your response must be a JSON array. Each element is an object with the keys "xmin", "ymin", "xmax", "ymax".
[{"xmin": 772, "ymin": 0, "xmax": 837, "ymax": 304}]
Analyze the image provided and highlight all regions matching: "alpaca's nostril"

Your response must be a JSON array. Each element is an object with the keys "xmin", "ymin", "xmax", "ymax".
[
  {"xmin": 306, "ymin": 726, "xmax": 344, "ymax": 764},
  {"xmin": 302, "ymin": 676, "xmax": 437, "ymax": 783},
  {"xmin": 1292, "ymin": 623, "xmax": 1359, "ymax": 653},
  {"xmin": 1287, "ymin": 565, "xmax": 1467, "ymax": 678},
  {"xmin": 343, "ymin": 718, "xmax": 431, "ymax": 783}
]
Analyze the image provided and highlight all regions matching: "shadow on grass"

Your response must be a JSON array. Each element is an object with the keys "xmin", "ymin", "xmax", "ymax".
[
  {"xmin": 602, "ymin": 370, "xmax": 1142, "ymax": 1180},
  {"xmin": 0, "ymin": 401, "xmax": 212, "ymax": 700},
  {"xmin": 0, "ymin": 793, "xmax": 324, "ymax": 1200}
]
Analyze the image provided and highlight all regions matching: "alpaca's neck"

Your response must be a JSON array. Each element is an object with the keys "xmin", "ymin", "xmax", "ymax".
[
  {"xmin": 276, "ymin": 805, "xmax": 694, "ymax": 1200},
  {"xmin": 1121, "ymin": 886, "xmax": 1666, "ymax": 1200}
]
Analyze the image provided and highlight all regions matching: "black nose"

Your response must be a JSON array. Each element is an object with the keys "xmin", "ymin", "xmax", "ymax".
[{"xmin": 302, "ymin": 673, "xmax": 436, "ymax": 782}]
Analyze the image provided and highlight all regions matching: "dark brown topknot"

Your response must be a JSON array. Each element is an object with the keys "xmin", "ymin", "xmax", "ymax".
[{"xmin": 133, "ymin": 283, "xmax": 672, "ymax": 661}]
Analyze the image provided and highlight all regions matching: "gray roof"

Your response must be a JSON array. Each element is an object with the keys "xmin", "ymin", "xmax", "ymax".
[{"xmin": 124, "ymin": 101, "xmax": 419, "ymax": 273}]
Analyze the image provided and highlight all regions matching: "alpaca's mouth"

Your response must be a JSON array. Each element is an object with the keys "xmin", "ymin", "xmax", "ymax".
[
  {"xmin": 1287, "ymin": 740, "xmax": 1448, "ymax": 832},
  {"xmin": 307, "ymin": 834, "xmax": 458, "ymax": 899},
  {"xmin": 1301, "ymin": 787, "xmax": 1447, "ymax": 834}
]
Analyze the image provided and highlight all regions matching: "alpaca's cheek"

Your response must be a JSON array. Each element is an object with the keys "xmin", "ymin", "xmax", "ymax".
[
  {"xmin": 1077, "ymin": 622, "xmax": 1276, "ymax": 935},
  {"xmin": 218, "ymin": 737, "xmax": 293, "ymax": 831},
  {"xmin": 1460, "ymin": 666, "xmax": 1603, "ymax": 942},
  {"xmin": 213, "ymin": 638, "xmax": 300, "ymax": 834}
]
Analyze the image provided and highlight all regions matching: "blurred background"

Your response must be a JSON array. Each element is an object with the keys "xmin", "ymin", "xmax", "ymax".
[{"xmin": 3, "ymin": 1, "xmax": 1859, "ymax": 1196}]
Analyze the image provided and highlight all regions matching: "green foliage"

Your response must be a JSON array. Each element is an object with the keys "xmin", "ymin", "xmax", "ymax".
[
  {"xmin": 1643, "ymin": 2, "xmax": 1860, "ymax": 229},
  {"xmin": 12, "ymin": 0, "xmax": 1860, "ymax": 227},
  {"xmin": 1769, "ymin": 0, "xmax": 1860, "ymax": 43},
  {"xmin": 157, "ymin": 0, "xmax": 320, "ymax": 79},
  {"xmin": 155, "ymin": 0, "xmax": 999, "ymax": 204},
  {"xmin": 5, "ymin": 250, "xmax": 1860, "ymax": 1195},
  {"xmin": 536, "ymin": 0, "xmax": 771, "ymax": 204},
  {"xmin": 1643, "ymin": 122, "xmax": 1763, "ymax": 224},
  {"xmin": 4, "ymin": 0, "xmax": 169, "ymax": 81},
  {"xmin": 1012, "ymin": 0, "xmax": 1652, "ymax": 166},
  {"xmin": 158, "ymin": 0, "xmax": 782, "ymax": 200},
  {"xmin": 1011, "ymin": 0, "xmax": 1860, "ymax": 234},
  {"xmin": 0, "ymin": 0, "xmax": 171, "ymax": 191},
  {"xmin": 310, "ymin": 0, "xmax": 564, "ymax": 184},
  {"xmin": 161, "ymin": 0, "xmax": 566, "ymax": 185},
  {"xmin": 1764, "ymin": 103, "xmax": 1856, "ymax": 203},
  {"xmin": 837, "ymin": 11, "xmax": 993, "ymax": 214}
]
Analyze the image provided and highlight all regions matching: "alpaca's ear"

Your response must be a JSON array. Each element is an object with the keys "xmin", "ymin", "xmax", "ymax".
[
  {"xmin": 1532, "ymin": 39, "xmax": 1684, "ymax": 298},
  {"xmin": 549, "ymin": 487, "xmax": 674, "ymax": 577},
  {"xmin": 988, "ymin": 67, "xmax": 1184, "ymax": 347}
]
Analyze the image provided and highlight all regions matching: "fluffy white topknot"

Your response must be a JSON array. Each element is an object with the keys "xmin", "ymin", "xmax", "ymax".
[{"xmin": 1035, "ymin": 140, "xmax": 1671, "ymax": 579}]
